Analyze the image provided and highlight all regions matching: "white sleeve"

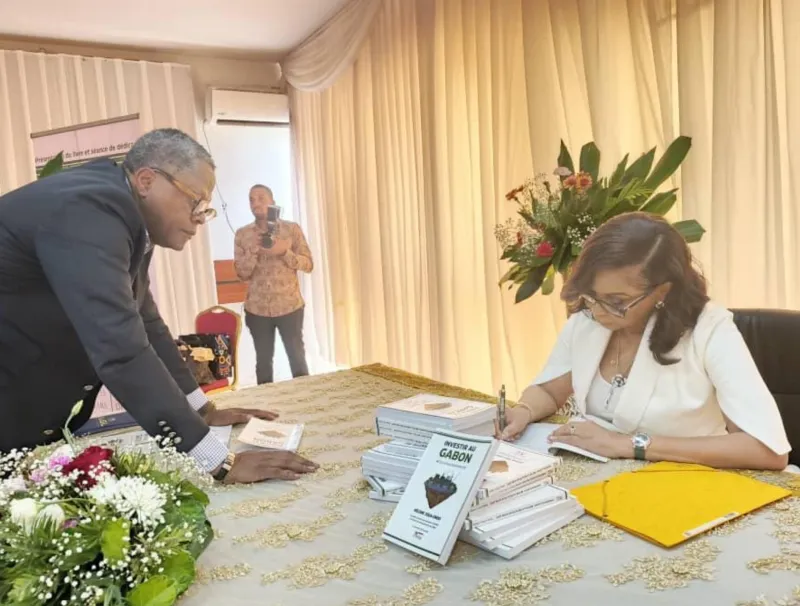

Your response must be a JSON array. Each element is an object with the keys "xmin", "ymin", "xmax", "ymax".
[
  {"xmin": 704, "ymin": 315, "xmax": 791, "ymax": 455},
  {"xmin": 531, "ymin": 313, "xmax": 581, "ymax": 386}
]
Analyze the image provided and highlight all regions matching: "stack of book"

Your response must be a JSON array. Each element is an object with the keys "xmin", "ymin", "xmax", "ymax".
[
  {"xmin": 374, "ymin": 394, "xmax": 496, "ymax": 446},
  {"xmin": 363, "ymin": 434, "xmax": 583, "ymax": 559}
]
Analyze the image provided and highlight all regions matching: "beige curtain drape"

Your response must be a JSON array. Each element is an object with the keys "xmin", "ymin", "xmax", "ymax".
[
  {"xmin": 0, "ymin": 50, "xmax": 216, "ymax": 335},
  {"xmin": 281, "ymin": 0, "xmax": 383, "ymax": 91},
  {"xmin": 291, "ymin": 0, "xmax": 800, "ymax": 398}
]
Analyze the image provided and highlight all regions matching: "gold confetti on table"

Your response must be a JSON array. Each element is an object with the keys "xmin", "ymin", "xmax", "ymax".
[
  {"xmin": 324, "ymin": 479, "xmax": 372, "ymax": 509},
  {"xmin": 233, "ymin": 511, "xmax": 346, "ymax": 548},
  {"xmin": 347, "ymin": 578, "xmax": 443, "ymax": 606},
  {"xmin": 605, "ymin": 539, "xmax": 719, "ymax": 591},
  {"xmin": 405, "ymin": 541, "xmax": 481, "ymax": 575},
  {"xmin": 208, "ymin": 486, "xmax": 310, "ymax": 518},
  {"xmin": 536, "ymin": 518, "xmax": 625, "ymax": 549},
  {"xmin": 469, "ymin": 564, "xmax": 584, "ymax": 605}
]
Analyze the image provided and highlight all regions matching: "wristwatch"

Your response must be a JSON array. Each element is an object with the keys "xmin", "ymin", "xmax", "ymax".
[
  {"xmin": 212, "ymin": 451, "xmax": 236, "ymax": 482},
  {"xmin": 631, "ymin": 433, "xmax": 651, "ymax": 461}
]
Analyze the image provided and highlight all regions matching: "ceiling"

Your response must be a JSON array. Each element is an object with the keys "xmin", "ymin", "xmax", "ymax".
[{"xmin": 0, "ymin": 0, "xmax": 352, "ymax": 56}]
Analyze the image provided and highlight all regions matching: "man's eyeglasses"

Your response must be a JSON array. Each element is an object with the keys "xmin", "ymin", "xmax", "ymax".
[
  {"xmin": 579, "ymin": 288, "xmax": 655, "ymax": 319},
  {"xmin": 150, "ymin": 167, "xmax": 217, "ymax": 223}
]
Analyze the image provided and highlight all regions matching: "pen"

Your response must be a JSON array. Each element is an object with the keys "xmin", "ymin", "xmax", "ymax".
[{"xmin": 498, "ymin": 385, "xmax": 506, "ymax": 432}]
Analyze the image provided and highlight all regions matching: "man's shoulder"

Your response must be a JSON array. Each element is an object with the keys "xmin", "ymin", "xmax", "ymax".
[{"xmin": 235, "ymin": 222, "xmax": 258, "ymax": 236}]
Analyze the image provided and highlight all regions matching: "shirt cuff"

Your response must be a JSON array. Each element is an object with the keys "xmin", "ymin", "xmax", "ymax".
[
  {"xmin": 188, "ymin": 430, "xmax": 229, "ymax": 473},
  {"xmin": 186, "ymin": 387, "xmax": 208, "ymax": 412}
]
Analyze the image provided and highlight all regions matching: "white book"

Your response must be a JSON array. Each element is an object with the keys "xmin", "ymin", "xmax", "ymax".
[
  {"xmin": 468, "ymin": 484, "xmax": 568, "ymax": 527},
  {"xmin": 366, "ymin": 476, "xmax": 406, "ymax": 496},
  {"xmin": 369, "ymin": 490, "xmax": 403, "ymax": 503},
  {"xmin": 383, "ymin": 430, "xmax": 499, "ymax": 565},
  {"xmin": 377, "ymin": 394, "xmax": 496, "ymax": 430},
  {"xmin": 237, "ymin": 419, "xmax": 304, "ymax": 452},
  {"xmin": 515, "ymin": 418, "xmax": 618, "ymax": 463},
  {"xmin": 475, "ymin": 442, "xmax": 559, "ymax": 504},
  {"xmin": 462, "ymin": 501, "xmax": 584, "ymax": 559},
  {"xmin": 469, "ymin": 497, "xmax": 575, "ymax": 545}
]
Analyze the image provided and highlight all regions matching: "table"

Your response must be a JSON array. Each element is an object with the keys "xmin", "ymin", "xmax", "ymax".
[{"xmin": 182, "ymin": 364, "xmax": 800, "ymax": 606}]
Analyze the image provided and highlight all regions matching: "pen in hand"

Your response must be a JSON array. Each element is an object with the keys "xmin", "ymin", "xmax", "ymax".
[{"xmin": 498, "ymin": 384, "xmax": 506, "ymax": 433}]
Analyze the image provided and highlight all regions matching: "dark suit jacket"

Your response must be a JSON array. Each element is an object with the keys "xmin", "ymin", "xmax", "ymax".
[{"xmin": 0, "ymin": 159, "xmax": 210, "ymax": 453}]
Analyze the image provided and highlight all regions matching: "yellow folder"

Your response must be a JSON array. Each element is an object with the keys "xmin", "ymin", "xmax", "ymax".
[{"xmin": 571, "ymin": 462, "xmax": 790, "ymax": 548}]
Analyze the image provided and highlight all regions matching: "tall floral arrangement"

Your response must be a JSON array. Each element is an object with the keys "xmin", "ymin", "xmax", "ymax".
[
  {"xmin": 495, "ymin": 136, "xmax": 705, "ymax": 303},
  {"xmin": 0, "ymin": 404, "xmax": 213, "ymax": 605}
]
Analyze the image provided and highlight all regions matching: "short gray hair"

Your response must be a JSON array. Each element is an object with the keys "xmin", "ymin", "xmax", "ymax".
[{"xmin": 125, "ymin": 128, "xmax": 215, "ymax": 173}]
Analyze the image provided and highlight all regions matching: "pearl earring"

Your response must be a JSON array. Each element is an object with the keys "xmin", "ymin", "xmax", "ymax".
[{"xmin": 655, "ymin": 301, "xmax": 665, "ymax": 310}]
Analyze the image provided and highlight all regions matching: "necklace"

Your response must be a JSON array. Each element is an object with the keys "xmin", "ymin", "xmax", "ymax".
[{"xmin": 604, "ymin": 335, "xmax": 634, "ymax": 410}]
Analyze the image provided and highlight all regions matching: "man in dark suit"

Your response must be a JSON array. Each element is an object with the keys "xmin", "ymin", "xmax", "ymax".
[{"xmin": 0, "ymin": 128, "xmax": 318, "ymax": 483}]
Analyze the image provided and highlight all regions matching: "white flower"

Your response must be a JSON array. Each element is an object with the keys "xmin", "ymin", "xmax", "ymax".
[
  {"xmin": 554, "ymin": 166, "xmax": 572, "ymax": 177},
  {"xmin": 10, "ymin": 498, "xmax": 40, "ymax": 533},
  {"xmin": 90, "ymin": 476, "xmax": 166, "ymax": 526},
  {"xmin": 37, "ymin": 503, "xmax": 66, "ymax": 528}
]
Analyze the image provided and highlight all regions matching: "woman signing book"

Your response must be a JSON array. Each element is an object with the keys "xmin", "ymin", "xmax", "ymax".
[{"xmin": 498, "ymin": 212, "xmax": 790, "ymax": 471}]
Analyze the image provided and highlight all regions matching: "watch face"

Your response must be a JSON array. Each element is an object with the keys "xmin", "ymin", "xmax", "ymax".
[{"xmin": 633, "ymin": 434, "xmax": 651, "ymax": 448}]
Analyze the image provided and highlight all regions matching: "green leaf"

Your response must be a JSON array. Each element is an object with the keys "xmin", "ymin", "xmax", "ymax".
[
  {"xmin": 570, "ymin": 242, "xmax": 582, "ymax": 256},
  {"xmin": 672, "ymin": 219, "xmax": 706, "ymax": 243},
  {"xmin": 623, "ymin": 147, "xmax": 656, "ymax": 182},
  {"xmin": 126, "ymin": 576, "xmax": 178, "ymax": 606},
  {"xmin": 514, "ymin": 265, "xmax": 549, "ymax": 303},
  {"xmin": 608, "ymin": 153, "xmax": 629, "ymax": 187},
  {"xmin": 499, "ymin": 265, "xmax": 521, "ymax": 285},
  {"xmin": 643, "ymin": 136, "xmax": 692, "ymax": 192},
  {"xmin": 578, "ymin": 142, "xmax": 601, "ymax": 180},
  {"xmin": 38, "ymin": 152, "xmax": 64, "ymax": 179},
  {"xmin": 639, "ymin": 189, "xmax": 678, "ymax": 215},
  {"xmin": 161, "ymin": 550, "xmax": 196, "ymax": 594},
  {"xmin": 540, "ymin": 265, "xmax": 556, "ymax": 296},
  {"xmin": 187, "ymin": 521, "xmax": 214, "ymax": 559},
  {"xmin": 101, "ymin": 518, "xmax": 129, "ymax": 563},
  {"xmin": 557, "ymin": 140, "xmax": 574, "ymax": 174}
]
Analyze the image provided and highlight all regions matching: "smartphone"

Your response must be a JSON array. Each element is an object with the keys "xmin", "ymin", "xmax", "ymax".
[{"xmin": 267, "ymin": 205, "xmax": 282, "ymax": 222}]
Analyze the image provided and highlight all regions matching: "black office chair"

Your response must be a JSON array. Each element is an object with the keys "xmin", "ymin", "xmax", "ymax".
[{"xmin": 731, "ymin": 308, "xmax": 800, "ymax": 466}]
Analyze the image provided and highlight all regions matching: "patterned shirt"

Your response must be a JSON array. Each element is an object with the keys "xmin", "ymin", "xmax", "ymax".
[{"xmin": 233, "ymin": 220, "xmax": 313, "ymax": 318}]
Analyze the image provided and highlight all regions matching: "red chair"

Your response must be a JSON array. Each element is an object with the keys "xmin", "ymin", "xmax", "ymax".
[{"xmin": 195, "ymin": 305, "xmax": 241, "ymax": 395}]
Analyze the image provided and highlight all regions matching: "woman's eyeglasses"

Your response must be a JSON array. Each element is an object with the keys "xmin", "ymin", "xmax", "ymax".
[
  {"xmin": 579, "ymin": 288, "xmax": 655, "ymax": 319},
  {"xmin": 150, "ymin": 167, "xmax": 217, "ymax": 223}
]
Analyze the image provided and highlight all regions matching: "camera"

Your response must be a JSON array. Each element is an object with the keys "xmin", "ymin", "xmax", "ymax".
[{"xmin": 261, "ymin": 205, "xmax": 282, "ymax": 248}]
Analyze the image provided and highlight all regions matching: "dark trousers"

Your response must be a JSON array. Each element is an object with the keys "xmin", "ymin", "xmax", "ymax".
[{"xmin": 245, "ymin": 308, "xmax": 309, "ymax": 384}]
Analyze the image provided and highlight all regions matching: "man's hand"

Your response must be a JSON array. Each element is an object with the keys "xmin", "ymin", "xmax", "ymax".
[
  {"xmin": 204, "ymin": 406, "xmax": 279, "ymax": 426},
  {"xmin": 260, "ymin": 237, "xmax": 291, "ymax": 257},
  {"xmin": 223, "ymin": 450, "xmax": 319, "ymax": 483},
  {"xmin": 549, "ymin": 420, "xmax": 630, "ymax": 459}
]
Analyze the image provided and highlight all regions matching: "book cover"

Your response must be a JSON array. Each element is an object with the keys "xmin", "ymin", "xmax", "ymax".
[
  {"xmin": 378, "ymin": 394, "xmax": 494, "ymax": 421},
  {"xmin": 476, "ymin": 442, "xmax": 559, "ymax": 502},
  {"xmin": 382, "ymin": 430, "xmax": 498, "ymax": 564},
  {"xmin": 237, "ymin": 419, "xmax": 304, "ymax": 452}
]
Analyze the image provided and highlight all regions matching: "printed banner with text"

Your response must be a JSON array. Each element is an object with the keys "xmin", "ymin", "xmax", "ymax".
[{"xmin": 31, "ymin": 114, "xmax": 141, "ymax": 177}]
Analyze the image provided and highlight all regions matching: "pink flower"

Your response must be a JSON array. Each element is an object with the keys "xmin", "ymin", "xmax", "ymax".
[
  {"xmin": 536, "ymin": 241, "xmax": 554, "ymax": 258},
  {"xmin": 563, "ymin": 174, "xmax": 578, "ymax": 189},
  {"xmin": 30, "ymin": 468, "xmax": 48, "ymax": 484},
  {"xmin": 576, "ymin": 172, "xmax": 593, "ymax": 190}
]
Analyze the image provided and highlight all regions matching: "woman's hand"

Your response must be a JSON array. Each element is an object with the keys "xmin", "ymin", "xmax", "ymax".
[
  {"xmin": 549, "ymin": 420, "xmax": 631, "ymax": 459},
  {"xmin": 495, "ymin": 406, "xmax": 533, "ymax": 441}
]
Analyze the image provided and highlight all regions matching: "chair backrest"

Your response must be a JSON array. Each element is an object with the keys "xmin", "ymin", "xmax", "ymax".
[
  {"xmin": 195, "ymin": 305, "xmax": 241, "ymax": 388},
  {"xmin": 731, "ymin": 308, "xmax": 800, "ymax": 465}
]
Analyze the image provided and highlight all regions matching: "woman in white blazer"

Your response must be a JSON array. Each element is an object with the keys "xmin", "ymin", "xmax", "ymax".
[{"xmin": 500, "ymin": 212, "xmax": 791, "ymax": 471}]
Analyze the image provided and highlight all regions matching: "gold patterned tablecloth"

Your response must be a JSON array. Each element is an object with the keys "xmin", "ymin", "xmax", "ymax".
[{"xmin": 182, "ymin": 364, "xmax": 800, "ymax": 606}]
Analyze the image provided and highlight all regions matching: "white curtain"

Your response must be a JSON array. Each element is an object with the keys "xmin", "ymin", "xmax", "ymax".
[
  {"xmin": 289, "ymin": 0, "xmax": 800, "ymax": 398},
  {"xmin": 0, "ymin": 50, "xmax": 216, "ymax": 335},
  {"xmin": 281, "ymin": 0, "xmax": 383, "ymax": 91}
]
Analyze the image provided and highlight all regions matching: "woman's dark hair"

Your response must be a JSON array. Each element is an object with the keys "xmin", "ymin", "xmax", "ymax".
[{"xmin": 561, "ymin": 212, "xmax": 709, "ymax": 365}]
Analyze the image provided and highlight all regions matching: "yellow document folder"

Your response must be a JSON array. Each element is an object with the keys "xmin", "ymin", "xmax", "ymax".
[{"xmin": 571, "ymin": 462, "xmax": 791, "ymax": 548}]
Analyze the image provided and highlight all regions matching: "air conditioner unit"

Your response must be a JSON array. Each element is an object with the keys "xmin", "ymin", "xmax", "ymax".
[{"xmin": 205, "ymin": 89, "xmax": 289, "ymax": 124}]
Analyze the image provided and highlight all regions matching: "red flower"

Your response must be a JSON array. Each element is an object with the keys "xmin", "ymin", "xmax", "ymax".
[
  {"xmin": 506, "ymin": 186, "xmax": 524, "ymax": 201},
  {"xmin": 576, "ymin": 172, "xmax": 593, "ymax": 190},
  {"xmin": 536, "ymin": 241, "xmax": 554, "ymax": 258},
  {"xmin": 61, "ymin": 446, "xmax": 114, "ymax": 489}
]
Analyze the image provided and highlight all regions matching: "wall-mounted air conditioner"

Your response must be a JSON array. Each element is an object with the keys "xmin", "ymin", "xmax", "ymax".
[{"xmin": 205, "ymin": 89, "xmax": 289, "ymax": 125}]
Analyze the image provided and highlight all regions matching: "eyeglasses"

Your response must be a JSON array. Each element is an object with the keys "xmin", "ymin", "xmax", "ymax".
[
  {"xmin": 150, "ymin": 167, "xmax": 217, "ymax": 223},
  {"xmin": 579, "ymin": 288, "xmax": 655, "ymax": 319}
]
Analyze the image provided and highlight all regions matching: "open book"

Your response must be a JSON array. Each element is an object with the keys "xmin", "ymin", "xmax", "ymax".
[{"xmin": 514, "ymin": 417, "xmax": 620, "ymax": 463}]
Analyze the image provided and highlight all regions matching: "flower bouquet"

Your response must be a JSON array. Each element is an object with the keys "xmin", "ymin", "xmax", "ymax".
[
  {"xmin": 0, "ymin": 404, "xmax": 214, "ymax": 605},
  {"xmin": 495, "ymin": 136, "xmax": 705, "ymax": 303}
]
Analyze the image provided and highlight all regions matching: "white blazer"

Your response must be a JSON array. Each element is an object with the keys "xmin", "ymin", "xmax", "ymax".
[{"xmin": 533, "ymin": 301, "xmax": 791, "ymax": 455}]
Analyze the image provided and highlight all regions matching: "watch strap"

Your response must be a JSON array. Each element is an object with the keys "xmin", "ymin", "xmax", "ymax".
[{"xmin": 212, "ymin": 451, "xmax": 235, "ymax": 482}]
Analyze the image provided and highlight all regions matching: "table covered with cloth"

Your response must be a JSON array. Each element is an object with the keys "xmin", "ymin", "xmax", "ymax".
[{"xmin": 181, "ymin": 364, "xmax": 800, "ymax": 606}]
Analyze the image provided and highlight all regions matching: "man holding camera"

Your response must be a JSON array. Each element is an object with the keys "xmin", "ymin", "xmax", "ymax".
[{"xmin": 234, "ymin": 185, "xmax": 313, "ymax": 384}]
